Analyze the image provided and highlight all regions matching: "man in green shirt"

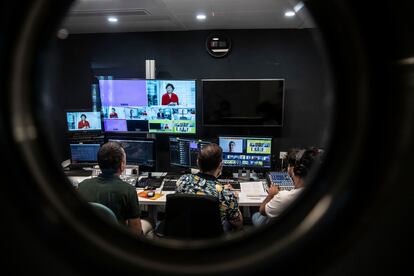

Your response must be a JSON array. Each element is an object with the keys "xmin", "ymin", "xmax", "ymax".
[{"xmin": 78, "ymin": 141, "xmax": 152, "ymax": 236}]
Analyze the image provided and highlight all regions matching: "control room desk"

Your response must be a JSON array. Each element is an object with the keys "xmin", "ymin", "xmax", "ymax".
[
  {"xmin": 137, "ymin": 191, "xmax": 264, "ymax": 206},
  {"xmin": 68, "ymin": 175, "xmax": 265, "ymax": 206},
  {"xmin": 68, "ymin": 174, "xmax": 265, "ymax": 223}
]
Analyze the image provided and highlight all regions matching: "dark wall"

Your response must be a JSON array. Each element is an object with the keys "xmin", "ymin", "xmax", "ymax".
[{"xmin": 44, "ymin": 29, "xmax": 331, "ymax": 171}]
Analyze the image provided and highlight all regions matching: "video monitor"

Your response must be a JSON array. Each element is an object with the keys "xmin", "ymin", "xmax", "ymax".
[
  {"xmin": 169, "ymin": 137, "xmax": 211, "ymax": 168},
  {"xmin": 219, "ymin": 136, "xmax": 272, "ymax": 169},
  {"xmin": 70, "ymin": 144, "xmax": 100, "ymax": 163},
  {"xmin": 66, "ymin": 111, "xmax": 102, "ymax": 131},
  {"xmin": 99, "ymin": 79, "xmax": 196, "ymax": 134},
  {"xmin": 202, "ymin": 79, "xmax": 285, "ymax": 126},
  {"xmin": 108, "ymin": 139, "xmax": 155, "ymax": 167}
]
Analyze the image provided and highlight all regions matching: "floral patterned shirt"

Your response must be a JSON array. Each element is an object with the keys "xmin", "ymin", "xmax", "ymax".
[{"xmin": 176, "ymin": 173, "xmax": 240, "ymax": 224}]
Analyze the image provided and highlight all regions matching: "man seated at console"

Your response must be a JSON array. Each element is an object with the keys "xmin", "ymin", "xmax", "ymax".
[
  {"xmin": 175, "ymin": 143, "xmax": 244, "ymax": 231},
  {"xmin": 78, "ymin": 141, "xmax": 153, "ymax": 237},
  {"xmin": 251, "ymin": 147, "xmax": 322, "ymax": 226}
]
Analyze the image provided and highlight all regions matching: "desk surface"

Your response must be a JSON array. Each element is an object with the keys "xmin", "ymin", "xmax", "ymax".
[{"xmin": 68, "ymin": 173, "xmax": 267, "ymax": 206}]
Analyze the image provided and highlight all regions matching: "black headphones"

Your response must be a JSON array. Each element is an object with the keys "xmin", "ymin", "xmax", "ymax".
[{"xmin": 293, "ymin": 148, "xmax": 320, "ymax": 178}]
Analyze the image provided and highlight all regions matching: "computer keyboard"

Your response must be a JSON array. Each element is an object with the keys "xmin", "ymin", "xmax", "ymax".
[
  {"xmin": 135, "ymin": 177, "xmax": 163, "ymax": 189},
  {"xmin": 68, "ymin": 163, "xmax": 96, "ymax": 170},
  {"xmin": 162, "ymin": 179, "xmax": 178, "ymax": 191},
  {"xmin": 217, "ymin": 178, "xmax": 241, "ymax": 190},
  {"xmin": 267, "ymin": 171, "xmax": 294, "ymax": 190},
  {"xmin": 64, "ymin": 169, "xmax": 93, "ymax": 177}
]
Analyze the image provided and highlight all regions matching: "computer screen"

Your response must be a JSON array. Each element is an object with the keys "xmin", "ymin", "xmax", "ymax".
[
  {"xmin": 169, "ymin": 137, "xmax": 211, "ymax": 168},
  {"xmin": 108, "ymin": 139, "xmax": 155, "ymax": 167},
  {"xmin": 66, "ymin": 111, "xmax": 102, "ymax": 131},
  {"xmin": 99, "ymin": 79, "xmax": 196, "ymax": 134},
  {"xmin": 219, "ymin": 136, "xmax": 272, "ymax": 169},
  {"xmin": 70, "ymin": 144, "xmax": 100, "ymax": 163},
  {"xmin": 202, "ymin": 79, "xmax": 284, "ymax": 126}
]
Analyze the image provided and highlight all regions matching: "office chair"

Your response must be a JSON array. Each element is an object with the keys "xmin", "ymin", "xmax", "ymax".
[
  {"xmin": 88, "ymin": 202, "xmax": 118, "ymax": 224},
  {"xmin": 159, "ymin": 193, "xmax": 224, "ymax": 239}
]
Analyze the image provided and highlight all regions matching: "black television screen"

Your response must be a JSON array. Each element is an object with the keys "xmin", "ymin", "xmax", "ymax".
[
  {"xmin": 99, "ymin": 79, "xmax": 196, "ymax": 134},
  {"xmin": 202, "ymin": 79, "xmax": 285, "ymax": 126}
]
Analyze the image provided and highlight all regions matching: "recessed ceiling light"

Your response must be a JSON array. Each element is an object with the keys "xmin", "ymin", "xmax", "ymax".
[
  {"xmin": 196, "ymin": 14, "xmax": 206, "ymax": 20},
  {"xmin": 294, "ymin": 2, "xmax": 304, "ymax": 12},
  {"xmin": 285, "ymin": 11, "xmax": 295, "ymax": 17},
  {"xmin": 107, "ymin": 16, "xmax": 118, "ymax": 23},
  {"xmin": 212, "ymin": 38, "xmax": 219, "ymax": 41}
]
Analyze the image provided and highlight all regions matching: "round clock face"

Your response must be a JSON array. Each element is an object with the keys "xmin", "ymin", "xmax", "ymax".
[{"xmin": 205, "ymin": 34, "xmax": 231, "ymax": 58}]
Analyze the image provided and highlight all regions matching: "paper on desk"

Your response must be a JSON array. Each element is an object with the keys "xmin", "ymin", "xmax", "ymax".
[{"xmin": 240, "ymin": 181, "xmax": 267, "ymax": 197}]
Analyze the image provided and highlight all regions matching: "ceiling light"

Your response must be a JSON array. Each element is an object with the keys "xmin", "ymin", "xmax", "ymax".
[
  {"xmin": 294, "ymin": 2, "xmax": 304, "ymax": 12},
  {"xmin": 107, "ymin": 16, "xmax": 118, "ymax": 23},
  {"xmin": 212, "ymin": 38, "xmax": 219, "ymax": 41},
  {"xmin": 196, "ymin": 14, "xmax": 206, "ymax": 20},
  {"xmin": 285, "ymin": 11, "xmax": 295, "ymax": 17}
]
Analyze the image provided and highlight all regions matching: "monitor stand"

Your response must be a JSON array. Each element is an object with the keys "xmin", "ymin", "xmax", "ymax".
[{"xmin": 237, "ymin": 169, "xmax": 251, "ymax": 181}]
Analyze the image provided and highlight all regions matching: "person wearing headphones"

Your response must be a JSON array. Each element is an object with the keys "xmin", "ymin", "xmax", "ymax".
[{"xmin": 251, "ymin": 147, "xmax": 322, "ymax": 226}]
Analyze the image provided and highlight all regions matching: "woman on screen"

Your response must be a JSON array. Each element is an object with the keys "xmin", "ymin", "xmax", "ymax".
[
  {"xmin": 161, "ymin": 83, "xmax": 179, "ymax": 106},
  {"xmin": 110, "ymin": 108, "xmax": 118, "ymax": 118},
  {"xmin": 77, "ymin": 114, "xmax": 90, "ymax": 129}
]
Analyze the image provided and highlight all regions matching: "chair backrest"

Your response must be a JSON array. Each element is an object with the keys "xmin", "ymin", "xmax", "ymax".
[
  {"xmin": 163, "ymin": 193, "xmax": 224, "ymax": 239},
  {"xmin": 88, "ymin": 202, "xmax": 118, "ymax": 224}
]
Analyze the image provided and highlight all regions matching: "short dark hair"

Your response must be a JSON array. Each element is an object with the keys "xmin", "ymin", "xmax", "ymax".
[
  {"xmin": 80, "ymin": 114, "xmax": 87, "ymax": 119},
  {"xmin": 166, "ymin": 83, "xmax": 175, "ymax": 90},
  {"xmin": 229, "ymin": 141, "xmax": 235, "ymax": 146},
  {"xmin": 285, "ymin": 148, "xmax": 301, "ymax": 167},
  {"xmin": 98, "ymin": 142, "xmax": 125, "ymax": 174},
  {"xmin": 197, "ymin": 144, "xmax": 222, "ymax": 172}
]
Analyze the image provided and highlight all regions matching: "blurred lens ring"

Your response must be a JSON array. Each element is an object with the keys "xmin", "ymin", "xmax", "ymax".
[{"xmin": 7, "ymin": 0, "xmax": 411, "ymax": 275}]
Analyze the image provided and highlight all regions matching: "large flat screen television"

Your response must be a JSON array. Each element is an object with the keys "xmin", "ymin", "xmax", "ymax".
[
  {"xmin": 202, "ymin": 79, "xmax": 285, "ymax": 126},
  {"xmin": 99, "ymin": 79, "xmax": 196, "ymax": 134}
]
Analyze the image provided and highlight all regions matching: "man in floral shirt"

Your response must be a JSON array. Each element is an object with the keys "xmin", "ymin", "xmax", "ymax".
[{"xmin": 176, "ymin": 143, "xmax": 243, "ymax": 231}]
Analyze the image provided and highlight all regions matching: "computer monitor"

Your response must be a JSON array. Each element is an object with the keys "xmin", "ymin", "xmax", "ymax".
[
  {"xmin": 99, "ymin": 79, "xmax": 196, "ymax": 134},
  {"xmin": 218, "ymin": 136, "xmax": 272, "ymax": 169},
  {"xmin": 66, "ymin": 111, "xmax": 102, "ymax": 132},
  {"xmin": 70, "ymin": 144, "xmax": 100, "ymax": 163},
  {"xmin": 169, "ymin": 137, "xmax": 211, "ymax": 168},
  {"xmin": 108, "ymin": 139, "xmax": 155, "ymax": 167}
]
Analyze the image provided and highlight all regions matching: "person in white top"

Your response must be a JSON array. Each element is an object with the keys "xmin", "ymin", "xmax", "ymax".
[{"xmin": 252, "ymin": 148, "xmax": 321, "ymax": 226}]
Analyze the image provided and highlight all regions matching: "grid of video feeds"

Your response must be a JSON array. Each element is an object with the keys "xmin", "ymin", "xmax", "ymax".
[
  {"xmin": 219, "ymin": 136, "xmax": 272, "ymax": 168},
  {"xmin": 99, "ymin": 79, "xmax": 196, "ymax": 134}
]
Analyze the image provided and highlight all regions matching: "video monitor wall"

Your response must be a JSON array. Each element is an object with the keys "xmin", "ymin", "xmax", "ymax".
[
  {"xmin": 99, "ymin": 79, "xmax": 196, "ymax": 134},
  {"xmin": 219, "ymin": 136, "xmax": 272, "ymax": 169},
  {"xmin": 66, "ymin": 111, "xmax": 102, "ymax": 131}
]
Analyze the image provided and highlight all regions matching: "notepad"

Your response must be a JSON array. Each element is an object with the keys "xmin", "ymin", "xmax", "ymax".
[{"xmin": 240, "ymin": 181, "xmax": 267, "ymax": 197}]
